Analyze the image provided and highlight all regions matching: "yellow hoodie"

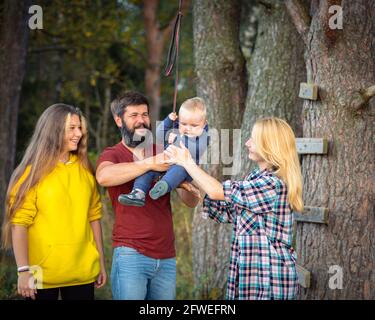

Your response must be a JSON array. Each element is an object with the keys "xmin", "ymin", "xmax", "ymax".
[{"xmin": 11, "ymin": 154, "xmax": 102, "ymax": 289}]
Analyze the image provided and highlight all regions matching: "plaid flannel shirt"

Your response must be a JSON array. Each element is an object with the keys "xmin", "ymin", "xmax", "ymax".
[{"xmin": 202, "ymin": 168, "xmax": 299, "ymax": 300}]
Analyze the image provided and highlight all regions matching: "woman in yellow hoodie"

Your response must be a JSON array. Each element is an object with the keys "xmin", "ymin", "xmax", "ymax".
[{"xmin": 1, "ymin": 104, "xmax": 106, "ymax": 300}]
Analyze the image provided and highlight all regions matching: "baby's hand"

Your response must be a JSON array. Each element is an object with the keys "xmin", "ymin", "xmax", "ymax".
[
  {"xmin": 168, "ymin": 132, "xmax": 177, "ymax": 144},
  {"xmin": 168, "ymin": 112, "xmax": 178, "ymax": 121}
]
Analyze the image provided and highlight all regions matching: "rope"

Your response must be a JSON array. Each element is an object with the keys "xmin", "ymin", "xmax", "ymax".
[{"xmin": 164, "ymin": 0, "xmax": 183, "ymax": 119}]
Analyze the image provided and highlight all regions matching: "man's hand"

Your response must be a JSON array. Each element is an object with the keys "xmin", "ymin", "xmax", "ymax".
[
  {"xmin": 143, "ymin": 153, "xmax": 170, "ymax": 172},
  {"xmin": 178, "ymin": 181, "xmax": 202, "ymax": 201}
]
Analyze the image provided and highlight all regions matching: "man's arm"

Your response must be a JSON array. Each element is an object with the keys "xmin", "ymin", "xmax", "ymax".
[{"xmin": 96, "ymin": 153, "xmax": 169, "ymax": 187}]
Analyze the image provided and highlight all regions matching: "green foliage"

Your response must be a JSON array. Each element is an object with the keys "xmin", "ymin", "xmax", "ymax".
[
  {"xmin": 18, "ymin": 0, "xmax": 194, "ymax": 161},
  {"xmin": 0, "ymin": 253, "xmax": 19, "ymax": 299},
  {"xmin": 93, "ymin": 194, "xmax": 114, "ymax": 300},
  {"xmin": 171, "ymin": 192, "xmax": 195, "ymax": 300}
]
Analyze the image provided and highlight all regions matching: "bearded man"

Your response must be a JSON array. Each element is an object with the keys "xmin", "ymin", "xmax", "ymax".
[{"xmin": 96, "ymin": 91, "xmax": 199, "ymax": 300}]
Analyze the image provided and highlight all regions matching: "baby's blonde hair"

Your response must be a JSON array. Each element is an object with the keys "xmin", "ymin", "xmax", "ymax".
[{"xmin": 179, "ymin": 97, "xmax": 207, "ymax": 119}]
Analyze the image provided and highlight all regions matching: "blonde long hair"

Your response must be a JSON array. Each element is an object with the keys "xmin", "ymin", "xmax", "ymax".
[
  {"xmin": 1, "ymin": 104, "xmax": 92, "ymax": 249},
  {"xmin": 252, "ymin": 117, "xmax": 303, "ymax": 212}
]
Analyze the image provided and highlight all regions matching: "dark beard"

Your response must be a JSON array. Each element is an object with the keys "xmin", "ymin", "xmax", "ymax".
[{"xmin": 121, "ymin": 120, "xmax": 152, "ymax": 148}]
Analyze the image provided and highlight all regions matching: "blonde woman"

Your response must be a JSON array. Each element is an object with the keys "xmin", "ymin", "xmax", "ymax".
[
  {"xmin": 164, "ymin": 117, "xmax": 303, "ymax": 300},
  {"xmin": 1, "ymin": 104, "xmax": 106, "ymax": 300}
]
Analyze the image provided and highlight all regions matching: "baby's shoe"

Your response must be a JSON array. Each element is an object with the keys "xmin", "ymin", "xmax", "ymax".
[
  {"xmin": 149, "ymin": 181, "xmax": 169, "ymax": 200},
  {"xmin": 118, "ymin": 189, "xmax": 146, "ymax": 206}
]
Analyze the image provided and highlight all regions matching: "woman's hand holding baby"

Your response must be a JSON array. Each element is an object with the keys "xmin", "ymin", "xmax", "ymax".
[{"xmin": 164, "ymin": 142, "xmax": 194, "ymax": 167}]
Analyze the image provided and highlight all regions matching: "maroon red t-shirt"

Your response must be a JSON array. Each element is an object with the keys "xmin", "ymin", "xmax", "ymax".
[{"xmin": 97, "ymin": 142, "xmax": 175, "ymax": 259}]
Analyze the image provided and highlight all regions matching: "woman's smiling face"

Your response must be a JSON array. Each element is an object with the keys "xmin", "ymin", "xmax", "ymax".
[{"xmin": 64, "ymin": 114, "xmax": 82, "ymax": 152}]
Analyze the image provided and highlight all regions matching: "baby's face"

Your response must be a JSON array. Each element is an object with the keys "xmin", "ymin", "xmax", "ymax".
[{"xmin": 178, "ymin": 109, "xmax": 206, "ymax": 137}]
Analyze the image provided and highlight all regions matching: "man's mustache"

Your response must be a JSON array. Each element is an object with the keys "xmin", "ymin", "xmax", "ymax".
[{"xmin": 134, "ymin": 124, "xmax": 147, "ymax": 129}]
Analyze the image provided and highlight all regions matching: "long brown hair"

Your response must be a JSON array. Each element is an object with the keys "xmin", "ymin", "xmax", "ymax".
[
  {"xmin": 1, "ymin": 104, "xmax": 92, "ymax": 249},
  {"xmin": 252, "ymin": 117, "xmax": 304, "ymax": 212}
]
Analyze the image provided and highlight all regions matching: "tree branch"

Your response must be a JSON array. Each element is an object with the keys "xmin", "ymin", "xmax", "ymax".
[
  {"xmin": 29, "ymin": 45, "xmax": 69, "ymax": 54},
  {"xmin": 351, "ymin": 85, "xmax": 375, "ymax": 111},
  {"xmin": 285, "ymin": 0, "xmax": 311, "ymax": 46},
  {"xmin": 29, "ymin": 40, "xmax": 147, "ymax": 61}
]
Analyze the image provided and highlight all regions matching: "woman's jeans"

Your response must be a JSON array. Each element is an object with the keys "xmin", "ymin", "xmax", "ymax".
[{"xmin": 111, "ymin": 246, "xmax": 176, "ymax": 300}]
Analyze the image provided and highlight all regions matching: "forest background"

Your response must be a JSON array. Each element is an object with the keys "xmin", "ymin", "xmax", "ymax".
[{"xmin": 1, "ymin": 0, "xmax": 374, "ymax": 299}]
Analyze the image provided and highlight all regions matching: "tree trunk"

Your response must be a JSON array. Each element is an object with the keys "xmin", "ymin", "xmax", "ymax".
[
  {"xmin": 101, "ymin": 83, "xmax": 111, "ymax": 152},
  {"xmin": 0, "ymin": 0, "xmax": 30, "ymax": 222},
  {"xmin": 144, "ymin": 0, "xmax": 165, "ymax": 123},
  {"xmin": 239, "ymin": 0, "xmax": 305, "ymax": 176},
  {"xmin": 287, "ymin": 0, "xmax": 375, "ymax": 299},
  {"xmin": 192, "ymin": 0, "xmax": 247, "ymax": 299}
]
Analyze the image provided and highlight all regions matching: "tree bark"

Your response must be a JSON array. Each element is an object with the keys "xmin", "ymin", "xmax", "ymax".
[
  {"xmin": 192, "ymin": 0, "xmax": 247, "ymax": 299},
  {"xmin": 0, "ymin": 0, "xmax": 30, "ymax": 223},
  {"xmin": 239, "ymin": 0, "xmax": 305, "ymax": 176},
  {"xmin": 287, "ymin": 0, "xmax": 375, "ymax": 299}
]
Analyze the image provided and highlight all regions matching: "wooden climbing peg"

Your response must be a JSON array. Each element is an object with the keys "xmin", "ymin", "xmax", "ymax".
[
  {"xmin": 299, "ymin": 82, "xmax": 318, "ymax": 100},
  {"xmin": 296, "ymin": 138, "xmax": 328, "ymax": 154},
  {"xmin": 295, "ymin": 206, "xmax": 329, "ymax": 224},
  {"xmin": 296, "ymin": 264, "xmax": 311, "ymax": 288}
]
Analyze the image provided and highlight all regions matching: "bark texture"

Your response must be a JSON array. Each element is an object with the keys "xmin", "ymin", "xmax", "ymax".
[
  {"xmin": 287, "ymin": 0, "xmax": 375, "ymax": 299},
  {"xmin": 239, "ymin": 0, "xmax": 305, "ymax": 176}
]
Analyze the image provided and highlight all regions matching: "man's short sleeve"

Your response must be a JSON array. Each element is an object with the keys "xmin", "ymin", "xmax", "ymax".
[{"xmin": 97, "ymin": 146, "xmax": 121, "ymax": 168}]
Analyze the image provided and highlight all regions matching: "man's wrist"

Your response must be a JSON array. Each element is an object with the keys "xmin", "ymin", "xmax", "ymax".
[{"xmin": 138, "ymin": 158, "xmax": 153, "ymax": 171}]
